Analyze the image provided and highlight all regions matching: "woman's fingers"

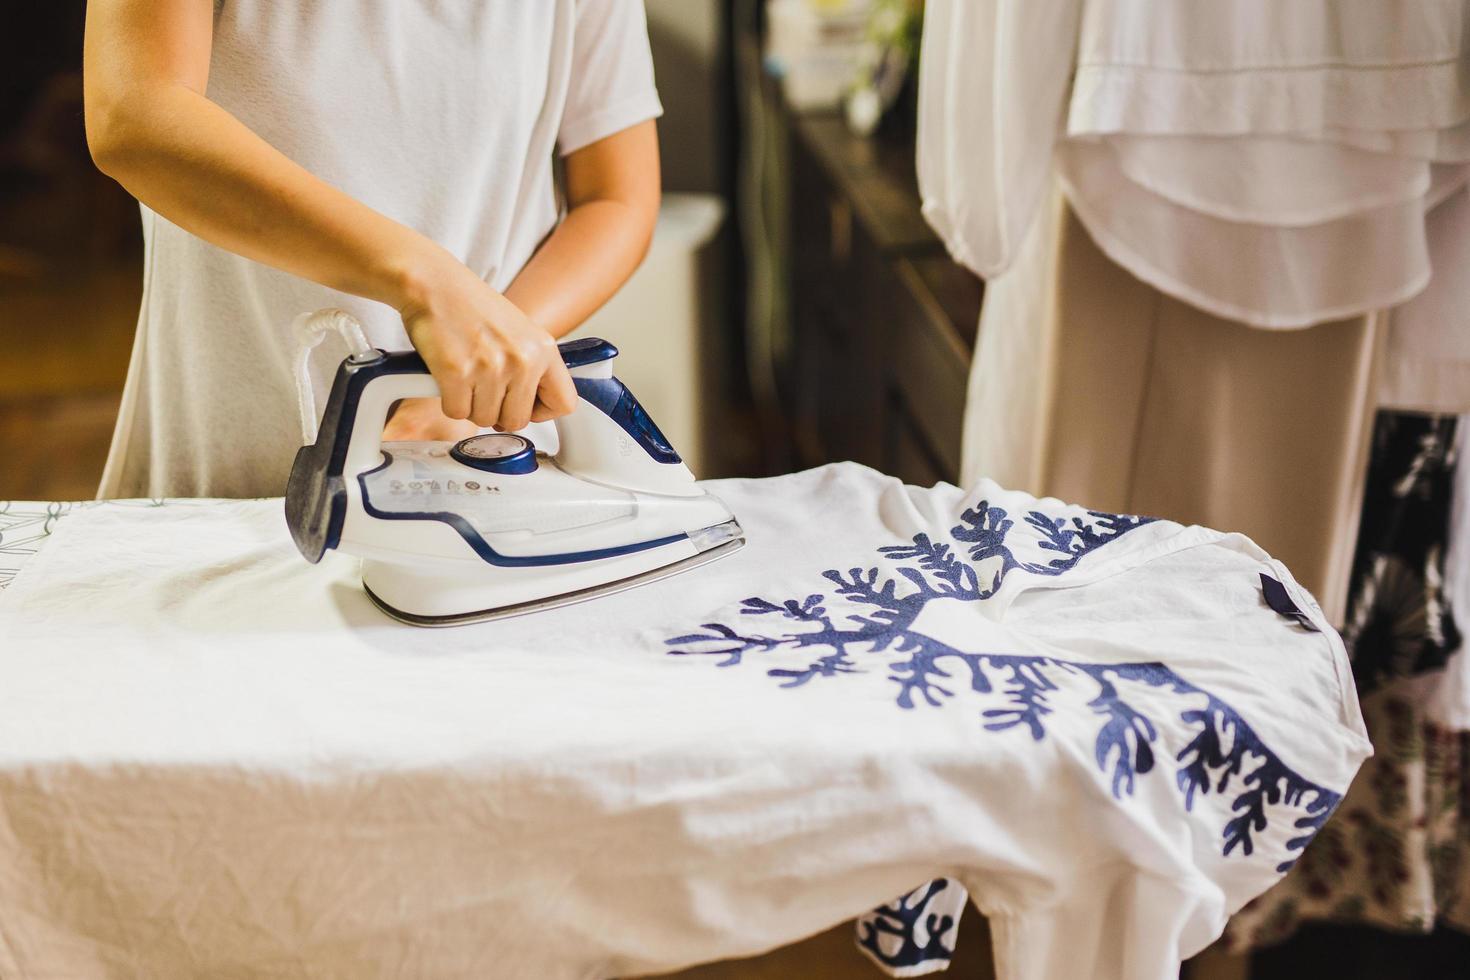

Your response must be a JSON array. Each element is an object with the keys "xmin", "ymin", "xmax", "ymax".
[
  {"xmin": 468, "ymin": 378, "xmax": 507, "ymax": 429},
  {"xmin": 438, "ymin": 376, "xmax": 473, "ymax": 421},
  {"xmin": 529, "ymin": 363, "xmax": 578, "ymax": 423},
  {"xmin": 399, "ymin": 262, "xmax": 580, "ymax": 430},
  {"xmin": 495, "ymin": 370, "xmax": 540, "ymax": 432},
  {"xmin": 539, "ymin": 362, "xmax": 579, "ymax": 414}
]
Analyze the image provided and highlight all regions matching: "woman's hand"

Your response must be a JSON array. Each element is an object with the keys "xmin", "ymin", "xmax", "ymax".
[{"xmin": 397, "ymin": 251, "xmax": 577, "ymax": 433}]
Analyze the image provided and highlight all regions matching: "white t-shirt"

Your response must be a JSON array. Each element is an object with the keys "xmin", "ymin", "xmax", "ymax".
[
  {"xmin": 98, "ymin": 0, "xmax": 663, "ymax": 499},
  {"xmin": 0, "ymin": 464, "xmax": 1370, "ymax": 979}
]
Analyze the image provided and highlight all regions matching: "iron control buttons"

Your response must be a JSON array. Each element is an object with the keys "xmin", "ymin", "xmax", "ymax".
[{"xmin": 449, "ymin": 433, "xmax": 538, "ymax": 475}]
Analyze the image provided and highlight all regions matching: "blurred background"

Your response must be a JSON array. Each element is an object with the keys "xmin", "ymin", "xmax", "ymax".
[
  {"xmin": 0, "ymin": 4, "xmax": 140, "ymax": 498},
  {"xmin": 1, "ymin": 2, "xmax": 1466, "ymax": 979}
]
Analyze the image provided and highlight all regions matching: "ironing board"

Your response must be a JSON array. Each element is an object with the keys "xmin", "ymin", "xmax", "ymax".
[
  {"xmin": 0, "ymin": 475, "xmax": 1370, "ymax": 980},
  {"xmin": 1, "ymin": 498, "xmax": 972, "ymax": 976},
  {"xmin": 0, "ymin": 500, "xmax": 67, "ymax": 590},
  {"xmin": 0, "ymin": 497, "xmax": 977, "ymax": 978}
]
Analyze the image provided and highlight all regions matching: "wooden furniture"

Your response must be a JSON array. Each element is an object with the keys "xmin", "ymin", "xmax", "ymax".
[{"xmin": 779, "ymin": 108, "xmax": 982, "ymax": 486}]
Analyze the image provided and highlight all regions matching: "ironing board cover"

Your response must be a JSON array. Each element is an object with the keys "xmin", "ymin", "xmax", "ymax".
[{"xmin": 0, "ymin": 468, "xmax": 1370, "ymax": 979}]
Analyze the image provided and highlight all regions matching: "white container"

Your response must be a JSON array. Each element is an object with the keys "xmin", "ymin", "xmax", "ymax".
[{"xmin": 565, "ymin": 193, "xmax": 726, "ymax": 474}]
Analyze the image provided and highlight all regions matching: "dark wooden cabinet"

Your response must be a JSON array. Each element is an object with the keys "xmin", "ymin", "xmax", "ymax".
[
  {"xmin": 887, "ymin": 255, "xmax": 977, "ymax": 480},
  {"xmin": 773, "ymin": 107, "xmax": 981, "ymax": 486}
]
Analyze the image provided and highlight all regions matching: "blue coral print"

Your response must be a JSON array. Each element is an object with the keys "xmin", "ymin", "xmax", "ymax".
[
  {"xmin": 856, "ymin": 878, "xmax": 961, "ymax": 972},
  {"xmin": 666, "ymin": 499, "xmax": 1342, "ymax": 874}
]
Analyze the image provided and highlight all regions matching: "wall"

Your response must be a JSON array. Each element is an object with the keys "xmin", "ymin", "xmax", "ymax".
[{"xmin": 645, "ymin": 0, "xmax": 727, "ymax": 194}]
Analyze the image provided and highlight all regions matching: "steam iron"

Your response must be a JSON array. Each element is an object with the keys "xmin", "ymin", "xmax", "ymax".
[{"xmin": 284, "ymin": 310, "xmax": 745, "ymax": 626}]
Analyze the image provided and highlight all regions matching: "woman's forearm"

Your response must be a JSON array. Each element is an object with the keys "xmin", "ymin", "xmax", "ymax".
[
  {"xmin": 84, "ymin": 0, "xmax": 446, "ymax": 311},
  {"xmin": 505, "ymin": 121, "xmax": 661, "ymax": 338},
  {"xmin": 87, "ymin": 82, "xmax": 442, "ymax": 310},
  {"xmin": 504, "ymin": 199, "xmax": 656, "ymax": 338},
  {"xmin": 84, "ymin": 0, "xmax": 578, "ymax": 434}
]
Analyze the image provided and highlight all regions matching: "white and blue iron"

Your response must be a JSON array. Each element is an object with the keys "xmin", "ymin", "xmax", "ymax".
[{"xmin": 285, "ymin": 310, "xmax": 745, "ymax": 626}]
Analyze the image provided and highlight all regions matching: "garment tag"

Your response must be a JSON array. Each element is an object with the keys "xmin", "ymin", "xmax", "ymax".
[{"xmin": 1259, "ymin": 573, "xmax": 1320, "ymax": 632}]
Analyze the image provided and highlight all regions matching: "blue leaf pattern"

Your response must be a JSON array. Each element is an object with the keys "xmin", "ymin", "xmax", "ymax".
[
  {"xmin": 856, "ymin": 878, "xmax": 961, "ymax": 971},
  {"xmin": 666, "ymin": 500, "xmax": 1343, "ymax": 874}
]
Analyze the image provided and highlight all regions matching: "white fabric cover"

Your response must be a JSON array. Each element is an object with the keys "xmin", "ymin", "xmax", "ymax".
[
  {"xmin": 98, "ymin": 0, "xmax": 663, "ymax": 499},
  {"xmin": 0, "ymin": 466, "xmax": 1369, "ymax": 980}
]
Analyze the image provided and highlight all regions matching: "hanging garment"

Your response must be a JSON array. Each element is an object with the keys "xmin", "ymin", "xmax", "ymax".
[
  {"xmin": 1435, "ymin": 424, "xmax": 1470, "ymax": 730},
  {"xmin": 97, "ymin": 0, "xmax": 663, "ymax": 499},
  {"xmin": 1056, "ymin": 141, "xmax": 1457, "ymax": 329},
  {"xmin": 1100, "ymin": 137, "xmax": 1433, "ymax": 226},
  {"xmin": 1069, "ymin": 0, "xmax": 1470, "ymax": 140},
  {"xmin": 0, "ymin": 465, "xmax": 1369, "ymax": 980},
  {"xmin": 920, "ymin": 0, "xmax": 1470, "ymax": 620},
  {"xmin": 959, "ymin": 192, "xmax": 1382, "ymax": 622},
  {"xmin": 1340, "ymin": 415, "xmax": 1463, "ymax": 696},
  {"xmin": 912, "ymin": 0, "xmax": 1084, "ymax": 279},
  {"xmin": 1380, "ymin": 182, "xmax": 1470, "ymax": 416},
  {"xmin": 916, "ymin": 0, "xmax": 1470, "ymax": 289}
]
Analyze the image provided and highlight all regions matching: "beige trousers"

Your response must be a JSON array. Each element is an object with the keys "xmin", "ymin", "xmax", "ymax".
[{"xmin": 963, "ymin": 189, "xmax": 1381, "ymax": 624}]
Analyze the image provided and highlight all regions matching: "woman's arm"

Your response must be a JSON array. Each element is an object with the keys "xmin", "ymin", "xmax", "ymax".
[
  {"xmin": 385, "ymin": 121, "xmax": 661, "ymax": 440},
  {"xmin": 505, "ymin": 120, "xmax": 661, "ymax": 337},
  {"xmin": 83, "ymin": 0, "xmax": 575, "ymax": 432}
]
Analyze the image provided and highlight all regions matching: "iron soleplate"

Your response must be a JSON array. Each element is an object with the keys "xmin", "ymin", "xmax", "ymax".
[{"xmin": 363, "ymin": 538, "xmax": 746, "ymax": 628}]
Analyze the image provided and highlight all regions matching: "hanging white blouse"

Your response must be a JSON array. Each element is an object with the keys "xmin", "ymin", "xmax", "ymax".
[
  {"xmin": 1101, "ymin": 136, "xmax": 1430, "ymax": 226},
  {"xmin": 917, "ymin": 0, "xmax": 1470, "ymax": 618},
  {"xmin": 1055, "ymin": 140, "xmax": 1451, "ymax": 328},
  {"xmin": 1322, "ymin": 118, "xmax": 1470, "ymax": 164},
  {"xmin": 917, "ymin": 0, "xmax": 1470, "ymax": 317},
  {"xmin": 1070, "ymin": 0, "xmax": 1470, "ymax": 138},
  {"xmin": 914, "ymin": 0, "xmax": 1084, "ymax": 279},
  {"xmin": 1378, "ymin": 180, "xmax": 1470, "ymax": 415}
]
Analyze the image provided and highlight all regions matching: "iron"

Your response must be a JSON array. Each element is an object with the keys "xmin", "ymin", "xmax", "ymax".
[{"xmin": 284, "ymin": 310, "xmax": 745, "ymax": 626}]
